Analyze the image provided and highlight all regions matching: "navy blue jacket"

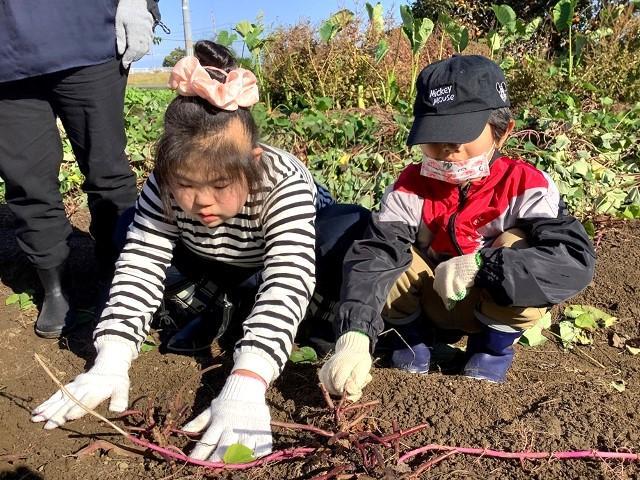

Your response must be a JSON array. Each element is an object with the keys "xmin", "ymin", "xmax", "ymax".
[{"xmin": 0, "ymin": 0, "xmax": 160, "ymax": 83}]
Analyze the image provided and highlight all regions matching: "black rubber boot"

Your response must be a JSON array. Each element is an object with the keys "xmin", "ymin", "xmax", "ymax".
[{"xmin": 34, "ymin": 266, "xmax": 73, "ymax": 338}]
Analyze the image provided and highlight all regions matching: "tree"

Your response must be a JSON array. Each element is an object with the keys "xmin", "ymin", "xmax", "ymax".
[{"xmin": 162, "ymin": 48, "xmax": 186, "ymax": 67}]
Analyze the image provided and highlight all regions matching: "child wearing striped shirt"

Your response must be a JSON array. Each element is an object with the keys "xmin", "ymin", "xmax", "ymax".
[{"xmin": 31, "ymin": 41, "xmax": 368, "ymax": 462}]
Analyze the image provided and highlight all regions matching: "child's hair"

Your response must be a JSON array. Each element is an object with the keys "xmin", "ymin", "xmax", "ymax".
[
  {"xmin": 487, "ymin": 107, "xmax": 513, "ymax": 143},
  {"xmin": 154, "ymin": 40, "xmax": 266, "ymax": 215}
]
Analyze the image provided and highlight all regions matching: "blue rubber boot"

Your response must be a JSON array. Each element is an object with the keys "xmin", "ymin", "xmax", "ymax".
[
  {"xmin": 463, "ymin": 326, "xmax": 522, "ymax": 382},
  {"xmin": 391, "ymin": 343, "xmax": 431, "ymax": 373},
  {"xmin": 389, "ymin": 319, "xmax": 430, "ymax": 374}
]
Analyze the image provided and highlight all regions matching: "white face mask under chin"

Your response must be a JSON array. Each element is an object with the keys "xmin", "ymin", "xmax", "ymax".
[{"xmin": 420, "ymin": 146, "xmax": 495, "ymax": 184}]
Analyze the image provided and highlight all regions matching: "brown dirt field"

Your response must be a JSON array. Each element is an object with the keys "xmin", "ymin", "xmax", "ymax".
[{"xmin": 0, "ymin": 207, "xmax": 638, "ymax": 480}]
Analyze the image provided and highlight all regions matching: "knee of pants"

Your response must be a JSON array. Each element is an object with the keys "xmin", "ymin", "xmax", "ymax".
[
  {"xmin": 384, "ymin": 248, "xmax": 431, "ymax": 323},
  {"xmin": 478, "ymin": 301, "xmax": 548, "ymax": 330},
  {"xmin": 315, "ymin": 203, "xmax": 370, "ymax": 258},
  {"xmin": 492, "ymin": 228, "xmax": 528, "ymax": 249}
]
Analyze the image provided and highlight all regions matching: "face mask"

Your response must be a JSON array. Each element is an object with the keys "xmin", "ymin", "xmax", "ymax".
[{"xmin": 420, "ymin": 145, "xmax": 494, "ymax": 184}]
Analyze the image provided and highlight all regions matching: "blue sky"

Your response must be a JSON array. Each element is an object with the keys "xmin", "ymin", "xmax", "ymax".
[{"xmin": 135, "ymin": 0, "xmax": 405, "ymax": 69}]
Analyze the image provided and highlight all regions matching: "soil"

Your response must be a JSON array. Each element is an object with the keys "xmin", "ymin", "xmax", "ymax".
[{"xmin": 0, "ymin": 206, "xmax": 638, "ymax": 480}]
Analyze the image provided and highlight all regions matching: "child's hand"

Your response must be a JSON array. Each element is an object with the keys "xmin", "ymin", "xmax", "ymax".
[
  {"xmin": 318, "ymin": 331, "xmax": 373, "ymax": 402},
  {"xmin": 183, "ymin": 374, "xmax": 272, "ymax": 462},
  {"xmin": 433, "ymin": 253, "xmax": 483, "ymax": 310},
  {"xmin": 31, "ymin": 342, "xmax": 133, "ymax": 429}
]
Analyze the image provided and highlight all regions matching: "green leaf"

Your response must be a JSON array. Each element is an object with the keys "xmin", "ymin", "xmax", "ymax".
[
  {"xmin": 331, "ymin": 9, "xmax": 355, "ymax": 29},
  {"xmin": 18, "ymin": 292, "xmax": 35, "ymax": 310},
  {"xmin": 492, "ymin": 4, "xmax": 517, "ymax": 32},
  {"xmin": 234, "ymin": 21, "xmax": 253, "ymax": 38},
  {"xmin": 574, "ymin": 312, "xmax": 597, "ymax": 331},
  {"xmin": 487, "ymin": 31, "xmax": 501, "ymax": 53},
  {"xmin": 564, "ymin": 305, "xmax": 616, "ymax": 327},
  {"xmin": 216, "ymin": 30, "xmax": 239, "ymax": 48},
  {"xmin": 290, "ymin": 345, "xmax": 318, "ymax": 363},
  {"xmin": 414, "ymin": 18, "xmax": 435, "ymax": 51},
  {"xmin": 223, "ymin": 443, "xmax": 255, "ymax": 464},
  {"xmin": 558, "ymin": 320, "xmax": 577, "ymax": 348},
  {"xmin": 374, "ymin": 39, "xmax": 389, "ymax": 63},
  {"xmin": 554, "ymin": 134, "xmax": 571, "ymax": 151},
  {"xmin": 582, "ymin": 220, "xmax": 595, "ymax": 238},
  {"xmin": 525, "ymin": 17, "xmax": 542, "ymax": 37},
  {"xmin": 520, "ymin": 312, "xmax": 552, "ymax": 347},
  {"xmin": 520, "ymin": 325, "xmax": 546, "ymax": 346},
  {"xmin": 366, "ymin": 2, "xmax": 384, "ymax": 32},
  {"xmin": 319, "ymin": 21, "xmax": 338, "ymax": 43},
  {"xmin": 400, "ymin": 5, "xmax": 414, "ymax": 33},
  {"xmin": 568, "ymin": 158, "xmax": 589, "ymax": 177},
  {"xmin": 5, "ymin": 293, "xmax": 19, "ymax": 306},
  {"xmin": 552, "ymin": 0, "xmax": 575, "ymax": 32}
]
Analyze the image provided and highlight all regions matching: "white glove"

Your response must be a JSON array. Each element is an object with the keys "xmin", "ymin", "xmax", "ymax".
[
  {"xmin": 115, "ymin": 0, "xmax": 155, "ymax": 68},
  {"xmin": 318, "ymin": 331, "xmax": 372, "ymax": 402},
  {"xmin": 433, "ymin": 253, "xmax": 482, "ymax": 310},
  {"xmin": 183, "ymin": 374, "xmax": 272, "ymax": 462},
  {"xmin": 31, "ymin": 342, "xmax": 134, "ymax": 429}
]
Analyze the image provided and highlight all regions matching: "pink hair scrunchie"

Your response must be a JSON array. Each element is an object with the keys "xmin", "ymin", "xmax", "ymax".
[{"xmin": 168, "ymin": 56, "xmax": 259, "ymax": 111}]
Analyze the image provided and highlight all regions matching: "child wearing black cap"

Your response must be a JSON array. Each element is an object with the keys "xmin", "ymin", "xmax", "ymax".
[{"xmin": 319, "ymin": 54, "xmax": 595, "ymax": 401}]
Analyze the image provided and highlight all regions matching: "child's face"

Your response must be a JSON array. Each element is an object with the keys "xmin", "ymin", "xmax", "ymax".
[
  {"xmin": 171, "ymin": 169, "xmax": 249, "ymax": 227},
  {"xmin": 419, "ymin": 123, "xmax": 496, "ymax": 162}
]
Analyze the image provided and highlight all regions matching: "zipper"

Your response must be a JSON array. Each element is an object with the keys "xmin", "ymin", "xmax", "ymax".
[{"xmin": 447, "ymin": 183, "xmax": 471, "ymax": 256}]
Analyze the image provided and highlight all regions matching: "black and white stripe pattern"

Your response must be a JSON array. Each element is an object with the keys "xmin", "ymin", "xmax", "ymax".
[{"xmin": 94, "ymin": 144, "xmax": 334, "ymax": 383}]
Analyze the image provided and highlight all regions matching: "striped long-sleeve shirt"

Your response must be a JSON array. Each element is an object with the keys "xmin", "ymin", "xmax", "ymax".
[{"xmin": 94, "ymin": 144, "xmax": 334, "ymax": 384}]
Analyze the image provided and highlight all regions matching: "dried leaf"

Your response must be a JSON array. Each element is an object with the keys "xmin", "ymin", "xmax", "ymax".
[
  {"xmin": 611, "ymin": 380, "xmax": 626, "ymax": 392},
  {"xmin": 626, "ymin": 344, "xmax": 640, "ymax": 356},
  {"xmin": 610, "ymin": 332, "xmax": 628, "ymax": 349}
]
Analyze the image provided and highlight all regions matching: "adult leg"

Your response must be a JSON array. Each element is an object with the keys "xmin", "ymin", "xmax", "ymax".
[
  {"xmin": 0, "ymin": 76, "xmax": 73, "ymax": 337},
  {"xmin": 51, "ymin": 59, "xmax": 137, "ymax": 280}
]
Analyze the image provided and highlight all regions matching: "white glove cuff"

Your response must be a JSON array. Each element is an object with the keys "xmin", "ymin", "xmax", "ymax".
[
  {"xmin": 92, "ymin": 341, "xmax": 135, "ymax": 374},
  {"xmin": 218, "ymin": 374, "xmax": 266, "ymax": 403},
  {"xmin": 336, "ymin": 331, "xmax": 370, "ymax": 354}
]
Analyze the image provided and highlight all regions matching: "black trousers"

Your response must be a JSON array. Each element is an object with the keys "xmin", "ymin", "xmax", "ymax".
[{"xmin": 0, "ymin": 59, "xmax": 137, "ymax": 270}]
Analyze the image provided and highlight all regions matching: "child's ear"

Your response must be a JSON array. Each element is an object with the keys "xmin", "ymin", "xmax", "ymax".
[
  {"xmin": 251, "ymin": 146, "xmax": 263, "ymax": 162},
  {"xmin": 497, "ymin": 119, "xmax": 516, "ymax": 148}
]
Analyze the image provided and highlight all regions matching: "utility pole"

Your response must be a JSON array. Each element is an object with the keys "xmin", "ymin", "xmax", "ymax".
[{"xmin": 182, "ymin": 0, "xmax": 193, "ymax": 56}]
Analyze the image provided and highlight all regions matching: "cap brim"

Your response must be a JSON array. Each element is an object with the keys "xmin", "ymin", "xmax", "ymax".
[{"xmin": 407, "ymin": 110, "xmax": 492, "ymax": 145}]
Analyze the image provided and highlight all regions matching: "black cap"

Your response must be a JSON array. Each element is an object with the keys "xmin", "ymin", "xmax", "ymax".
[{"xmin": 407, "ymin": 55, "xmax": 510, "ymax": 145}]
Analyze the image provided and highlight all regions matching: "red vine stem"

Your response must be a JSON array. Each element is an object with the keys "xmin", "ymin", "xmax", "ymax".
[
  {"xmin": 125, "ymin": 434, "xmax": 315, "ymax": 470},
  {"xmin": 399, "ymin": 445, "xmax": 640, "ymax": 464}
]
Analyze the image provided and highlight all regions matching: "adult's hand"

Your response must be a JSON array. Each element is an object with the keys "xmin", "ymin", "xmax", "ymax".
[{"xmin": 115, "ymin": 0, "xmax": 155, "ymax": 68}]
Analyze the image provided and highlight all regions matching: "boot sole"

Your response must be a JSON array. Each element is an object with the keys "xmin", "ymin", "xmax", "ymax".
[{"xmin": 34, "ymin": 327, "xmax": 64, "ymax": 339}]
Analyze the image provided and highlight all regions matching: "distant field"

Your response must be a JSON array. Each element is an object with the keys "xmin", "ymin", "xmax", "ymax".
[{"xmin": 128, "ymin": 70, "xmax": 170, "ymax": 89}]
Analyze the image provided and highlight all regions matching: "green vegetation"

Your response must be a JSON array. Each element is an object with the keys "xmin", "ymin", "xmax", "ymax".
[{"xmin": 21, "ymin": 1, "xmax": 638, "ymax": 221}]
